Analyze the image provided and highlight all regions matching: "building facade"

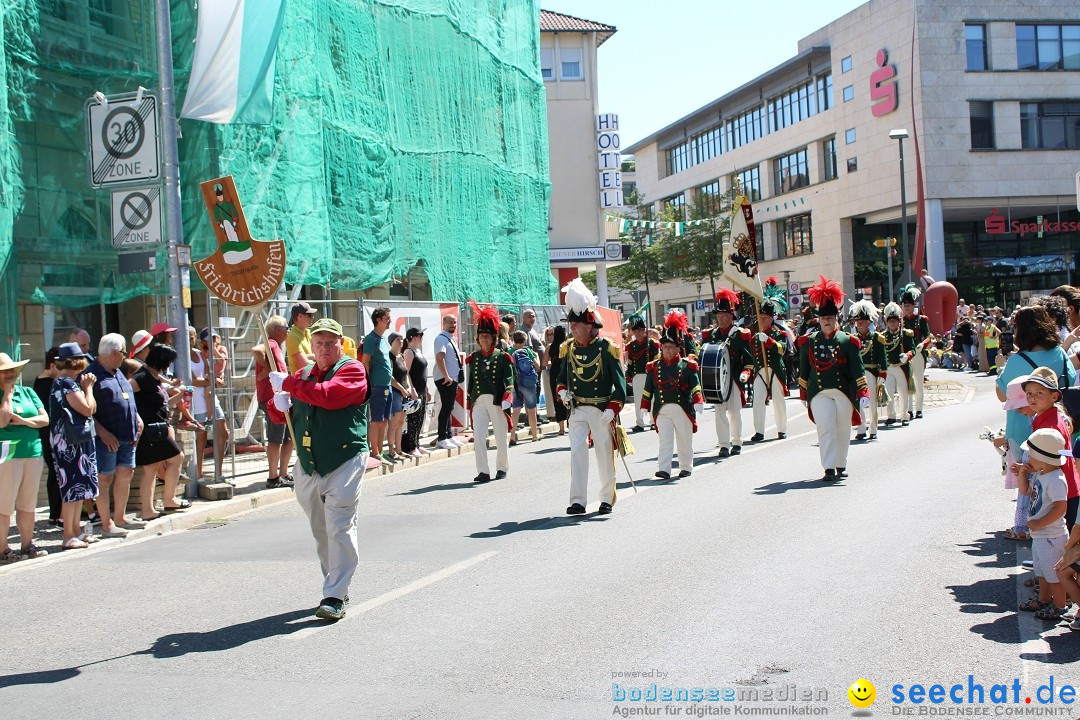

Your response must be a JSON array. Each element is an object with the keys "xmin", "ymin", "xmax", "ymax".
[
  {"xmin": 540, "ymin": 10, "xmax": 621, "ymax": 300},
  {"xmin": 626, "ymin": 0, "xmax": 1080, "ymax": 321}
]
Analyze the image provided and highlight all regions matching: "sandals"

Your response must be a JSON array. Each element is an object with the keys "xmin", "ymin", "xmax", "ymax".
[
  {"xmin": 78, "ymin": 532, "xmax": 99, "ymax": 544},
  {"xmin": 0, "ymin": 548, "xmax": 20, "ymax": 564},
  {"xmin": 1003, "ymin": 528, "xmax": 1031, "ymax": 540},
  {"xmin": 63, "ymin": 537, "xmax": 89, "ymax": 550},
  {"xmin": 163, "ymin": 499, "xmax": 192, "ymax": 512},
  {"xmin": 20, "ymin": 543, "xmax": 48, "ymax": 559},
  {"xmin": 1019, "ymin": 598, "xmax": 1045, "ymax": 612},
  {"xmin": 1035, "ymin": 604, "xmax": 1069, "ymax": 621}
]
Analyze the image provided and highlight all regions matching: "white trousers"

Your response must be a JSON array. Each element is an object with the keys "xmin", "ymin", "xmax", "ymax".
[
  {"xmin": 885, "ymin": 365, "xmax": 910, "ymax": 421},
  {"xmin": 294, "ymin": 451, "xmax": 368, "ymax": 601},
  {"xmin": 712, "ymin": 393, "xmax": 743, "ymax": 449},
  {"xmin": 632, "ymin": 374, "xmax": 648, "ymax": 427},
  {"xmin": 657, "ymin": 404, "xmax": 694, "ymax": 474},
  {"xmin": 471, "ymin": 394, "xmax": 508, "ymax": 475},
  {"xmin": 752, "ymin": 369, "xmax": 787, "ymax": 434},
  {"xmin": 811, "ymin": 389, "xmax": 852, "ymax": 471},
  {"xmin": 568, "ymin": 405, "xmax": 616, "ymax": 507},
  {"xmin": 907, "ymin": 352, "xmax": 926, "ymax": 414},
  {"xmin": 857, "ymin": 371, "xmax": 881, "ymax": 435}
]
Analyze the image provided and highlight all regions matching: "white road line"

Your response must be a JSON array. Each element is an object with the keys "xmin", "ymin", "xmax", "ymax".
[
  {"xmin": 290, "ymin": 551, "xmax": 499, "ymax": 638},
  {"xmin": 1015, "ymin": 543, "xmax": 1053, "ymax": 677}
]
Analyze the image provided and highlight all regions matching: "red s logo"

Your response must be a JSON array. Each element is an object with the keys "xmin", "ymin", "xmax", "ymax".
[
  {"xmin": 984, "ymin": 208, "xmax": 1007, "ymax": 235},
  {"xmin": 870, "ymin": 49, "xmax": 898, "ymax": 117}
]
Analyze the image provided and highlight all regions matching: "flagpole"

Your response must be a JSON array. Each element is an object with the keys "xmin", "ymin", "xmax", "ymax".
[{"xmin": 156, "ymin": 0, "xmax": 198, "ymax": 499}]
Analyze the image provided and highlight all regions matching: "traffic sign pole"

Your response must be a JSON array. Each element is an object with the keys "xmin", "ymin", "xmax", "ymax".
[{"xmin": 155, "ymin": 0, "xmax": 197, "ymax": 498}]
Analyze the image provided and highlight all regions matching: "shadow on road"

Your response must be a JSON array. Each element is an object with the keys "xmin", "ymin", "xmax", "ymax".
[
  {"xmin": 0, "ymin": 666, "xmax": 83, "ymax": 689},
  {"xmin": 957, "ymin": 533, "xmax": 1019, "ymax": 570},
  {"xmin": 616, "ymin": 477, "xmax": 676, "ymax": 491},
  {"xmin": 393, "ymin": 482, "xmax": 479, "ymax": 496},
  {"xmin": 529, "ymin": 446, "xmax": 570, "ymax": 455},
  {"xmin": 137, "ymin": 608, "xmax": 323, "ymax": 659},
  {"xmin": 469, "ymin": 515, "xmax": 609, "ymax": 538},
  {"xmin": 1020, "ymin": 631, "xmax": 1080, "ymax": 663},
  {"xmin": 753, "ymin": 478, "xmax": 844, "ymax": 495}
]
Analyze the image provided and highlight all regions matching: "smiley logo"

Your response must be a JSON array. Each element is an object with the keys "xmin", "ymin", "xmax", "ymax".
[{"xmin": 848, "ymin": 678, "xmax": 876, "ymax": 708}]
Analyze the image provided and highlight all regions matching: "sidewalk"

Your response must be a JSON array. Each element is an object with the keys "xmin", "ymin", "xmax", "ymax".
[{"xmin": 2, "ymin": 418, "xmax": 567, "ymax": 575}]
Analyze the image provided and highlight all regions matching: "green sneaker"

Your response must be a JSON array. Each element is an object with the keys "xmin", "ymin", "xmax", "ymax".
[{"xmin": 315, "ymin": 597, "xmax": 345, "ymax": 621}]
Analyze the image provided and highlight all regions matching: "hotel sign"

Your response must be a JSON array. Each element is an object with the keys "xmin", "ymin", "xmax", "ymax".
[{"xmin": 597, "ymin": 113, "xmax": 623, "ymax": 209}]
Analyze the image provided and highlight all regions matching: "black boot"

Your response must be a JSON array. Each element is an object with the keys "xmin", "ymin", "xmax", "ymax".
[{"xmin": 820, "ymin": 469, "xmax": 838, "ymax": 482}]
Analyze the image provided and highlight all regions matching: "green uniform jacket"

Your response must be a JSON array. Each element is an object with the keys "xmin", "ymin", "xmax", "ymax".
[
  {"xmin": 625, "ymin": 338, "xmax": 660, "ymax": 381},
  {"xmin": 903, "ymin": 313, "xmax": 932, "ymax": 357},
  {"xmin": 640, "ymin": 357, "xmax": 705, "ymax": 431},
  {"xmin": 466, "ymin": 349, "xmax": 515, "ymax": 407},
  {"xmin": 291, "ymin": 357, "xmax": 369, "ymax": 476},
  {"xmin": 556, "ymin": 336, "xmax": 627, "ymax": 412},
  {"xmin": 703, "ymin": 324, "xmax": 755, "ymax": 374},
  {"xmin": 883, "ymin": 328, "xmax": 916, "ymax": 381},
  {"xmin": 749, "ymin": 324, "xmax": 786, "ymax": 378},
  {"xmin": 681, "ymin": 334, "xmax": 700, "ymax": 359},
  {"xmin": 797, "ymin": 330, "xmax": 869, "ymax": 421},
  {"xmin": 855, "ymin": 331, "xmax": 888, "ymax": 377}
]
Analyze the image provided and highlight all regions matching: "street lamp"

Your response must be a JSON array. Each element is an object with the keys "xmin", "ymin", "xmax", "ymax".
[{"xmin": 889, "ymin": 128, "xmax": 912, "ymax": 292}]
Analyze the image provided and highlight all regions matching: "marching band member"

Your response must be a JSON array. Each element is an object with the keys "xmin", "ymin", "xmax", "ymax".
[
  {"xmin": 702, "ymin": 288, "xmax": 754, "ymax": 457},
  {"xmin": 625, "ymin": 313, "xmax": 659, "ymax": 432},
  {"xmin": 749, "ymin": 291, "xmax": 789, "ymax": 442},
  {"xmin": 797, "ymin": 277, "xmax": 869, "ymax": 482},
  {"xmin": 465, "ymin": 303, "xmax": 514, "ymax": 483},
  {"xmin": 641, "ymin": 311, "xmax": 704, "ymax": 479},
  {"xmin": 882, "ymin": 301, "xmax": 916, "ymax": 428},
  {"xmin": 900, "ymin": 283, "xmax": 932, "ymax": 419},
  {"xmin": 850, "ymin": 300, "xmax": 887, "ymax": 441},
  {"xmin": 556, "ymin": 280, "xmax": 626, "ymax": 515}
]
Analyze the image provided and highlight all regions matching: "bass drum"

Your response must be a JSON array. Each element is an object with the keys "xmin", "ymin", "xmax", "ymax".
[{"xmin": 699, "ymin": 342, "xmax": 733, "ymax": 404}]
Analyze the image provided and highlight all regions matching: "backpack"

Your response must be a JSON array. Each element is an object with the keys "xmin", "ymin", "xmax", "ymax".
[{"xmin": 513, "ymin": 348, "xmax": 537, "ymax": 382}]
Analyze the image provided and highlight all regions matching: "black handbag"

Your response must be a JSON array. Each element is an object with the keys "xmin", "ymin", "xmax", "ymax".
[{"xmin": 142, "ymin": 421, "xmax": 170, "ymax": 443}]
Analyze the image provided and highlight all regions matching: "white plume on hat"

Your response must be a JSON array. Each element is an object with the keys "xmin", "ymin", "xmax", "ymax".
[
  {"xmin": 849, "ymin": 299, "xmax": 879, "ymax": 323},
  {"xmin": 562, "ymin": 278, "xmax": 597, "ymax": 315},
  {"xmin": 883, "ymin": 301, "xmax": 903, "ymax": 320}
]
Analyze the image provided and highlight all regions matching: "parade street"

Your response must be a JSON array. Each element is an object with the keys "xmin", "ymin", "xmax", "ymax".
[{"xmin": 3, "ymin": 369, "xmax": 1077, "ymax": 719}]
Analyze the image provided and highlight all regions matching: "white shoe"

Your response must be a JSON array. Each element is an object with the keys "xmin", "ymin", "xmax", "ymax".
[
  {"xmin": 436, "ymin": 439, "xmax": 454, "ymax": 450},
  {"xmin": 450, "ymin": 438, "xmax": 466, "ymax": 447}
]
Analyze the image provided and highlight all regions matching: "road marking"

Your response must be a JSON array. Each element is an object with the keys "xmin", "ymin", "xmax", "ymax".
[
  {"xmin": 1015, "ymin": 543, "xmax": 1053, "ymax": 676},
  {"xmin": 289, "ymin": 551, "xmax": 499, "ymax": 638}
]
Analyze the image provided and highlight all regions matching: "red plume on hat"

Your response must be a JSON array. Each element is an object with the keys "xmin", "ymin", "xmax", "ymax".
[
  {"xmin": 765, "ymin": 276, "xmax": 779, "ymax": 288},
  {"xmin": 807, "ymin": 275, "xmax": 844, "ymax": 317},
  {"xmin": 469, "ymin": 300, "xmax": 501, "ymax": 336},
  {"xmin": 661, "ymin": 309, "xmax": 689, "ymax": 345},
  {"xmin": 715, "ymin": 288, "xmax": 740, "ymax": 314}
]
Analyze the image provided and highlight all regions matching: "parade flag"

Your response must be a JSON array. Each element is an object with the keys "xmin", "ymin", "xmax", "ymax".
[
  {"xmin": 180, "ymin": 0, "xmax": 287, "ymax": 124},
  {"xmin": 723, "ymin": 194, "xmax": 762, "ymax": 301},
  {"xmin": 0, "ymin": 440, "xmax": 18, "ymax": 464}
]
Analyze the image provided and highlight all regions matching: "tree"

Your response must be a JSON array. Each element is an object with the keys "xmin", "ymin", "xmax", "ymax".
[{"xmin": 664, "ymin": 189, "xmax": 732, "ymax": 303}]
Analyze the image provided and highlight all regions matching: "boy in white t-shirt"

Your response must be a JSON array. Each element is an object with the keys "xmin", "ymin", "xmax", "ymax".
[{"xmin": 1015, "ymin": 427, "xmax": 1071, "ymax": 621}]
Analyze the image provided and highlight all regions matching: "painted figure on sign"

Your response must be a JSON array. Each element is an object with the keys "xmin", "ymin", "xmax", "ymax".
[{"xmin": 212, "ymin": 183, "xmax": 252, "ymax": 264}]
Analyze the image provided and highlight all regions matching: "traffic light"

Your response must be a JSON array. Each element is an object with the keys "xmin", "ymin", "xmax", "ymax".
[{"xmin": 873, "ymin": 237, "xmax": 898, "ymax": 248}]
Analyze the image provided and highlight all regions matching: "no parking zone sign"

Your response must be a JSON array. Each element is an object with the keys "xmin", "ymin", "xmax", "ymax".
[{"xmin": 111, "ymin": 187, "xmax": 162, "ymax": 248}]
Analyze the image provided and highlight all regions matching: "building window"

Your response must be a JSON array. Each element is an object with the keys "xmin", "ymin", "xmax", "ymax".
[
  {"xmin": 732, "ymin": 166, "xmax": 760, "ymax": 202},
  {"xmin": 822, "ymin": 137, "xmax": 837, "ymax": 181},
  {"xmin": 842, "ymin": 85, "xmax": 854, "ymax": 102},
  {"xmin": 1017, "ymin": 25, "xmax": 1080, "ymax": 71},
  {"xmin": 664, "ymin": 193, "xmax": 686, "ymax": 218},
  {"xmin": 816, "ymin": 72, "xmax": 833, "ymax": 113},
  {"xmin": 841, "ymin": 55, "xmax": 852, "ymax": 73},
  {"xmin": 1020, "ymin": 101, "xmax": 1080, "ymax": 149},
  {"xmin": 724, "ymin": 105, "xmax": 766, "ymax": 151},
  {"xmin": 845, "ymin": 128, "xmax": 857, "ymax": 144},
  {"xmin": 540, "ymin": 49, "xmax": 554, "ymax": 81},
  {"xmin": 696, "ymin": 179, "xmax": 722, "ymax": 198},
  {"xmin": 778, "ymin": 213, "xmax": 813, "ymax": 257},
  {"xmin": 689, "ymin": 125, "xmax": 722, "ymax": 166},
  {"xmin": 773, "ymin": 148, "xmax": 809, "ymax": 194},
  {"xmin": 665, "ymin": 140, "xmax": 690, "ymax": 176},
  {"xmin": 560, "ymin": 47, "xmax": 583, "ymax": 79},
  {"xmin": 847, "ymin": 157, "xmax": 858, "ymax": 173},
  {"xmin": 969, "ymin": 101, "xmax": 995, "ymax": 149},
  {"xmin": 965, "ymin": 24, "xmax": 988, "ymax": 70}
]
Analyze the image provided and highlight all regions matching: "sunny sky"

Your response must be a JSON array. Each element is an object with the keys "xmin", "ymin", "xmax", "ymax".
[{"xmin": 542, "ymin": 0, "xmax": 871, "ymax": 147}]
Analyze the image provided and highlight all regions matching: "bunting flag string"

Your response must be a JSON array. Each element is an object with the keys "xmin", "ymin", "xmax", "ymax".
[{"xmin": 604, "ymin": 216, "xmax": 721, "ymax": 233}]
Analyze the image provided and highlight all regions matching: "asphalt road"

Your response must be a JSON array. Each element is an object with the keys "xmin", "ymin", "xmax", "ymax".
[{"xmin": 2, "ymin": 368, "xmax": 1077, "ymax": 720}]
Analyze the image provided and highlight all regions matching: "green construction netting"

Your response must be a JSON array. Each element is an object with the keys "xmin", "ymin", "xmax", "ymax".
[{"xmin": 1, "ymin": 0, "xmax": 555, "ymax": 341}]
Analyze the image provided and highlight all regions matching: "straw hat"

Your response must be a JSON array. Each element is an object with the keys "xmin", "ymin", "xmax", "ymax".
[
  {"xmin": 1022, "ymin": 427, "xmax": 1069, "ymax": 467},
  {"xmin": 0, "ymin": 353, "xmax": 29, "ymax": 372}
]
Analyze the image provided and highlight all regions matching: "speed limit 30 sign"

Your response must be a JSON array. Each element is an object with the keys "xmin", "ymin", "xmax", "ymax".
[{"xmin": 85, "ymin": 91, "xmax": 161, "ymax": 188}]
